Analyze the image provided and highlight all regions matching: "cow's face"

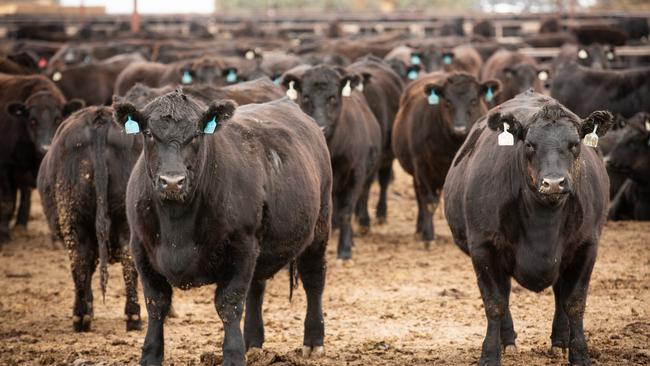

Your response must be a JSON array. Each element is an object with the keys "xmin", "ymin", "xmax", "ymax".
[
  {"xmin": 607, "ymin": 113, "xmax": 650, "ymax": 182},
  {"xmin": 282, "ymin": 66, "xmax": 360, "ymax": 139},
  {"xmin": 576, "ymin": 44, "xmax": 614, "ymax": 69},
  {"xmin": 425, "ymin": 74, "xmax": 500, "ymax": 138},
  {"xmin": 7, "ymin": 92, "xmax": 84, "ymax": 155},
  {"xmin": 502, "ymin": 64, "xmax": 547, "ymax": 94},
  {"xmin": 114, "ymin": 91, "xmax": 236, "ymax": 203},
  {"xmin": 488, "ymin": 107, "xmax": 614, "ymax": 205},
  {"xmin": 184, "ymin": 58, "xmax": 238, "ymax": 85}
]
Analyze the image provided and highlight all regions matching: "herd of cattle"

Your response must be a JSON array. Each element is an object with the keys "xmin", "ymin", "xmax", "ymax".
[{"xmin": 1, "ymin": 15, "xmax": 649, "ymax": 366}]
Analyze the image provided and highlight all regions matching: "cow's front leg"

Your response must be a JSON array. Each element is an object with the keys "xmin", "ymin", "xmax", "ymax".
[
  {"xmin": 133, "ymin": 236, "xmax": 172, "ymax": 366},
  {"xmin": 471, "ymin": 242, "xmax": 511, "ymax": 366},
  {"xmin": 555, "ymin": 242, "xmax": 597, "ymax": 366},
  {"xmin": 215, "ymin": 237, "xmax": 257, "ymax": 366}
]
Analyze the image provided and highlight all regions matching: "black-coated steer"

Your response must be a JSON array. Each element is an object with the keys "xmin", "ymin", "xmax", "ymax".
[
  {"xmin": 444, "ymin": 91, "xmax": 614, "ymax": 366},
  {"xmin": 115, "ymin": 92, "xmax": 332, "ymax": 366}
]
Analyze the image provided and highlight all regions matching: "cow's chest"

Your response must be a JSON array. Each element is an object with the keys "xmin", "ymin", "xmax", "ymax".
[{"xmin": 152, "ymin": 239, "xmax": 224, "ymax": 289}]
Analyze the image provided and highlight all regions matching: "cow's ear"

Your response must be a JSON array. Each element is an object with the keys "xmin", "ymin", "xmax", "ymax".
[
  {"xmin": 63, "ymin": 99, "xmax": 85, "ymax": 116},
  {"xmin": 423, "ymin": 83, "xmax": 444, "ymax": 105},
  {"xmin": 480, "ymin": 80, "xmax": 501, "ymax": 103},
  {"xmin": 281, "ymin": 73, "xmax": 301, "ymax": 92},
  {"xmin": 487, "ymin": 112, "xmax": 524, "ymax": 141},
  {"xmin": 579, "ymin": 110, "xmax": 614, "ymax": 138},
  {"xmin": 6, "ymin": 102, "xmax": 28, "ymax": 118},
  {"xmin": 200, "ymin": 100, "xmax": 237, "ymax": 134},
  {"xmin": 113, "ymin": 102, "xmax": 146, "ymax": 135}
]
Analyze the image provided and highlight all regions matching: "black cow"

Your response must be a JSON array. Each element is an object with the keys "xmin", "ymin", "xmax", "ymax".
[
  {"xmin": 482, "ymin": 49, "xmax": 547, "ymax": 105},
  {"xmin": 444, "ymin": 91, "xmax": 614, "ymax": 366},
  {"xmin": 607, "ymin": 114, "xmax": 650, "ymax": 220},
  {"xmin": 347, "ymin": 56, "xmax": 404, "ymax": 225},
  {"xmin": 392, "ymin": 72, "xmax": 500, "ymax": 245},
  {"xmin": 282, "ymin": 65, "xmax": 381, "ymax": 260},
  {"xmin": 114, "ymin": 93, "xmax": 332, "ymax": 365},
  {"xmin": 553, "ymin": 44, "xmax": 615, "ymax": 71},
  {"xmin": 37, "ymin": 106, "xmax": 143, "ymax": 332},
  {"xmin": 551, "ymin": 63, "xmax": 650, "ymax": 118},
  {"xmin": 0, "ymin": 74, "xmax": 83, "ymax": 244}
]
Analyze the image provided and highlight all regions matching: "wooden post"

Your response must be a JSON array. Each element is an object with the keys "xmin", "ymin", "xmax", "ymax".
[
  {"xmin": 79, "ymin": 0, "xmax": 85, "ymax": 27},
  {"xmin": 131, "ymin": 0, "xmax": 140, "ymax": 34}
]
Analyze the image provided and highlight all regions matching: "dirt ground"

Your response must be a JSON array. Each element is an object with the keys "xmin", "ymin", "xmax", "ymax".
[{"xmin": 1, "ymin": 164, "xmax": 649, "ymax": 366}]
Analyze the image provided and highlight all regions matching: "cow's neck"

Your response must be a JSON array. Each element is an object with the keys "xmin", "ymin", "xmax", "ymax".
[{"xmin": 154, "ymin": 197, "xmax": 201, "ymax": 246}]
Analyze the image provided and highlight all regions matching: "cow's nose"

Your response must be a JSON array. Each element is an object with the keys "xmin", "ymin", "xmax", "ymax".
[
  {"xmin": 540, "ymin": 177, "xmax": 566, "ymax": 194},
  {"xmin": 159, "ymin": 175, "xmax": 185, "ymax": 192}
]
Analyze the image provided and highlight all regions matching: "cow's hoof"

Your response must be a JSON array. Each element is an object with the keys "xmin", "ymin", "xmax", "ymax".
[
  {"xmin": 502, "ymin": 345, "xmax": 518, "ymax": 354},
  {"xmin": 73, "ymin": 314, "xmax": 92, "ymax": 332},
  {"xmin": 167, "ymin": 304, "xmax": 178, "ymax": 318},
  {"xmin": 423, "ymin": 241, "xmax": 432, "ymax": 250},
  {"xmin": 356, "ymin": 226, "xmax": 370, "ymax": 236},
  {"xmin": 550, "ymin": 346, "xmax": 567, "ymax": 357},
  {"xmin": 302, "ymin": 345, "xmax": 324, "ymax": 358},
  {"xmin": 126, "ymin": 314, "xmax": 142, "ymax": 331},
  {"xmin": 12, "ymin": 225, "xmax": 27, "ymax": 235},
  {"xmin": 335, "ymin": 258, "xmax": 354, "ymax": 267},
  {"xmin": 478, "ymin": 357, "xmax": 499, "ymax": 366},
  {"xmin": 376, "ymin": 217, "xmax": 387, "ymax": 225}
]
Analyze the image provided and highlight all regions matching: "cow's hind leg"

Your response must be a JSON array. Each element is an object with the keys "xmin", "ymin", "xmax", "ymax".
[
  {"xmin": 119, "ymin": 229, "xmax": 141, "ymax": 331},
  {"xmin": 244, "ymin": 278, "xmax": 266, "ymax": 349},
  {"xmin": 298, "ymin": 229, "xmax": 327, "ymax": 358},
  {"xmin": 375, "ymin": 161, "xmax": 392, "ymax": 224},
  {"xmin": 65, "ymin": 228, "xmax": 97, "ymax": 332},
  {"xmin": 0, "ymin": 176, "xmax": 17, "ymax": 244},
  {"xmin": 355, "ymin": 177, "xmax": 373, "ymax": 235},
  {"xmin": 14, "ymin": 185, "xmax": 31, "ymax": 227}
]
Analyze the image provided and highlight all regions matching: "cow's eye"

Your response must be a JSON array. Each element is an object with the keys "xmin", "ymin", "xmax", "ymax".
[
  {"xmin": 569, "ymin": 141, "xmax": 580, "ymax": 155},
  {"xmin": 470, "ymin": 99, "xmax": 478, "ymax": 106},
  {"xmin": 143, "ymin": 129, "xmax": 152, "ymax": 138},
  {"xmin": 525, "ymin": 141, "xmax": 535, "ymax": 152},
  {"xmin": 328, "ymin": 96, "xmax": 337, "ymax": 104}
]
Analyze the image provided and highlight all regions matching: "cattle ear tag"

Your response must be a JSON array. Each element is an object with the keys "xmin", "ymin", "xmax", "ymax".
[
  {"xmin": 410, "ymin": 54, "xmax": 421, "ymax": 65},
  {"xmin": 427, "ymin": 90, "xmax": 439, "ymax": 105},
  {"xmin": 203, "ymin": 116, "xmax": 217, "ymax": 134},
  {"xmin": 583, "ymin": 124, "xmax": 599, "ymax": 148},
  {"xmin": 342, "ymin": 80, "xmax": 352, "ymax": 97},
  {"xmin": 645, "ymin": 120, "xmax": 650, "ymax": 132},
  {"xmin": 286, "ymin": 81, "xmax": 298, "ymax": 100},
  {"xmin": 498, "ymin": 122, "xmax": 514, "ymax": 146},
  {"xmin": 181, "ymin": 70, "xmax": 193, "ymax": 84},
  {"xmin": 245, "ymin": 50, "xmax": 255, "ymax": 60},
  {"xmin": 485, "ymin": 87, "xmax": 494, "ymax": 103},
  {"xmin": 273, "ymin": 77, "xmax": 281, "ymax": 85},
  {"xmin": 124, "ymin": 115, "xmax": 140, "ymax": 135},
  {"xmin": 407, "ymin": 69, "xmax": 418, "ymax": 80},
  {"xmin": 578, "ymin": 49, "xmax": 588, "ymax": 59},
  {"xmin": 226, "ymin": 69, "xmax": 237, "ymax": 83},
  {"xmin": 52, "ymin": 71, "xmax": 62, "ymax": 81},
  {"xmin": 538, "ymin": 70, "xmax": 549, "ymax": 81},
  {"xmin": 443, "ymin": 54, "xmax": 453, "ymax": 65}
]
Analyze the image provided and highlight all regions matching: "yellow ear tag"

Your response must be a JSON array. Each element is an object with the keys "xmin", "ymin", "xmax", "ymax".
[
  {"xmin": 498, "ymin": 122, "xmax": 514, "ymax": 146},
  {"xmin": 583, "ymin": 124, "xmax": 599, "ymax": 148},
  {"xmin": 342, "ymin": 80, "xmax": 352, "ymax": 97},
  {"xmin": 286, "ymin": 81, "xmax": 297, "ymax": 100},
  {"xmin": 52, "ymin": 71, "xmax": 62, "ymax": 81}
]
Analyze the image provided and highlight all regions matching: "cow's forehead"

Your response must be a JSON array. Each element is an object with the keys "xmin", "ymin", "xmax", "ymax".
[{"xmin": 142, "ymin": 92, "xmax": 203, "ymax": 134}]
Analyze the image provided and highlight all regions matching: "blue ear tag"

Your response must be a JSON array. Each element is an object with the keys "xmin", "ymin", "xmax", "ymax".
[
  {"xmin": 182, "ymin": 70, "xmax": 193, "ymax": 84},
  {"xmin": 226, "ymin": 69, "xmax": 237, "ymax": 83},
  {"xmin": 410, "ymin": 54, "xmax": 421, "ymax": 65},
  {"xmin": 443, "ymin": 55, "xmax": 453, "ymax": 65},
  {"xmin": 203, "ymin": 116, "xmax": 217, "ymax": 134},
  {"xmin": 485, "ymin": 87, "xmax": 494, "ymax": 103},
  {"xmin": 124, "ymin": 115, "xmax": 140, "ymax": 135},
  {"xmin": 273, "ymin": 77, "xmax": 281, "ymax": 85},
  {"xmin": 428, "ymin": 91, "xmax": 439, "ymax": 105},
  {"xmin": 407, "ymin": 69, "xmax": 418, "ymax": 80}
]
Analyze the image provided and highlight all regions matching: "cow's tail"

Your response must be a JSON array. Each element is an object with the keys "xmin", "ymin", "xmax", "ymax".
[
  {"xmin": 289, "ymin": 259, "xmax": 299, "ymax": 302},
  {"xmin": 93, "ymin": 120, "xmax": 110, "ymax": 301}
]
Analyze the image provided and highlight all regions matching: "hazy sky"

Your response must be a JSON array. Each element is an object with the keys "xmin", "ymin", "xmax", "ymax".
[{"xmin": 60, "ymin": 0, "xmax": 214, "ymax": 14}]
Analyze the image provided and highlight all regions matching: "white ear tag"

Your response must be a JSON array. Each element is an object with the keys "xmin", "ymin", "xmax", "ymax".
[
  {"xmin": 645, "ymin": 120, "xmax": 650, "ymax": 132},
  {"xmin": 538, "ymin": 70, "xmax": 549, "ymax": 81},
  {"xmin": 286, "ymin": 81, "xmax": 297, "ymax": 100},
  {"xmin": 583, "ymin": 124, "xmax": 599, "ymax": 148},
  {"xmin": 578, "ymin": 49, "xmax": 588, "ymax": 59},
  {"xmin": 245, "ymin": 50, "xmax": 255, "ymax": 60},
  {"xmin": 342, "ymin": 80, "xmax": 352, "ymax": 97},
  {"xmin": 356, "ymin": 82, "xmax": 364, "ymax": 92},
  {"xmin": 52, "ymin": 71, "xmax": 62, "ymax": 81},
  {"xmin": 498, "ymin": 122, "xmax": 514, "ymax": 146}
]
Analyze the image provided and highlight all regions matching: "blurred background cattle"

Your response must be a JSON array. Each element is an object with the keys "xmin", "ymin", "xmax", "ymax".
[{"xmin": 0, "ymin": 0, "xmax": 649, "ymax": 365}]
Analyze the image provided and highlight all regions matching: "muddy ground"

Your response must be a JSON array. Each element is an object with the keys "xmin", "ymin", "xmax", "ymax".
[{"xmin": 1, "ymin": 164, "xmax": 649, "ymax": 366}]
